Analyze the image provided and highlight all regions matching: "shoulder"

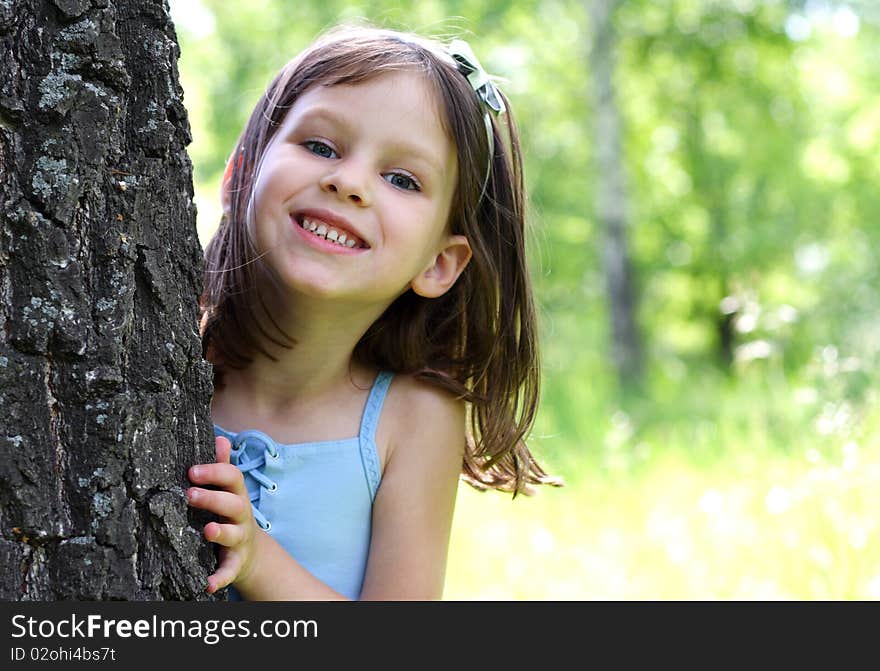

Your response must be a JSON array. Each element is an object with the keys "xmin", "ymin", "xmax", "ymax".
[{"xmin": 382, "ymin": 373, "xmax": 466, "ymax": 464}]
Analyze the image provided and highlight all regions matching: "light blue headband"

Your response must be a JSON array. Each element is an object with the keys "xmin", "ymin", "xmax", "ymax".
[{"xmin": 448, "ymin": 39, "xmax": 506, "ymax": 198}]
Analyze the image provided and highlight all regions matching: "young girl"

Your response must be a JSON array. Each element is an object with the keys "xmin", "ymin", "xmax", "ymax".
[{"xmin": 187, "ymin": 24, "xmax": 559, "ymax": 600}]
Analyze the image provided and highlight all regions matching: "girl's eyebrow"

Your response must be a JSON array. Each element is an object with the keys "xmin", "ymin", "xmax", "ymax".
[
  {"xmin": 294, "ymin": 106, "xmax": 444, "ymax": 178},
  {"xmin": 293, "ymin": 106, "xmax": 349, "ymax": 129},
  {"xmin": 386, "ymin": 139, "xmax": 444, "ymax": 179}
]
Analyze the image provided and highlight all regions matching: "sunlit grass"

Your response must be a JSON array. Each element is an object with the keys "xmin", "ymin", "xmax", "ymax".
[{"xmin": 445, "ymin": 367, "xmax": 880, "ymax": 600}]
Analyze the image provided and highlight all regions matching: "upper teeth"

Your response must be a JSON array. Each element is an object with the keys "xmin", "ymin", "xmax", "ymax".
[{"xmin": 301, "ymin": 217, "xmax": 359, "ymax": 247}]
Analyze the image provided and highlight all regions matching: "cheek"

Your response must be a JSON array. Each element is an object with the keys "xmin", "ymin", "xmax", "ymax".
[
  {"xmin": 250, "ymin": 146, "xmax": 294, "ymax": 204},
  {"xmin": 246, "ymin": 180, "xmax": 282, "ymax": 254},
  {"xmin": 249, "ymin": 164, "xmax": 290, "ymax": 233},
  {"xmin": 407, "ymin": 227, "xmax": 448, "ymax": 277},
  {"xmin": 250, "ymin": 164, "xmax": 278, "ymax": 213}
]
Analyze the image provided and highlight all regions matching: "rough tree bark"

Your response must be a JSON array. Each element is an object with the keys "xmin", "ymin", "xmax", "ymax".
[
  {"xmin": 588, "ymin": 0, "xmax": 643, "ymax": 387},
  {"xmin": 0, "ymin": 0, "xmax": 215, "ymax": 599}
]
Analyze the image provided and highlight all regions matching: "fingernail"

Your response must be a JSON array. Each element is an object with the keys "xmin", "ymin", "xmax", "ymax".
[
  {"xmin": 191, "ymin": 466, "xmax": 201, "ymax": 479},
  {"xmin": 187, "ymin": 488, "xmax": 198, "ymax": 502}
]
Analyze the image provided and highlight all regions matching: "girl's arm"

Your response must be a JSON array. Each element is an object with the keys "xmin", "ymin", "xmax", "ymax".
[{"xmin": 358, "ymin": 378, "xmax": 465, "ymax": 600}]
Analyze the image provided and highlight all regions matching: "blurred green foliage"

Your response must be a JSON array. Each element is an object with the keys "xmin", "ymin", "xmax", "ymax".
[{"xmin": 170, "ymin": 0, "xmax": 880, "ymax": 598}]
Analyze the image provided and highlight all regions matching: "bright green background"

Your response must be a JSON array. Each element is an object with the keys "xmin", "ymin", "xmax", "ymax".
[{"xmin": 170, "ymin": 0, "xmax": 880, "ymax": 599}]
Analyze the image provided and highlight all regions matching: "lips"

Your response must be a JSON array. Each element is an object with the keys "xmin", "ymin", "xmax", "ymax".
[{"xmin": 291, "ymin": 208, "xmax": 369, "ymax": 249}]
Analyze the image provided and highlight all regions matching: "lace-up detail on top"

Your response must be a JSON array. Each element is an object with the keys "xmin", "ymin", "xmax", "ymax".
[{"xmin": 228, "ymin": 429, "xmax": 280, "ymax": 531}]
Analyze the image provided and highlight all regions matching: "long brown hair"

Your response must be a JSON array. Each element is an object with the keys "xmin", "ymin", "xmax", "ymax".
[{"xmin": 201, "ymin": 24, "xmax": 561, "ymax": 495}]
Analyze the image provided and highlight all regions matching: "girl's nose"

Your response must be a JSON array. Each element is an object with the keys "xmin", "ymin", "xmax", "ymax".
[{"xmin": 319, "ymin": 162, "xmax": 372, "ymax": 206}]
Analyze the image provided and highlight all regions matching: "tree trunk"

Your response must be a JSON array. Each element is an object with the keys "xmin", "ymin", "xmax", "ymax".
[
  {"xmin": 0, "ymin": 0, "xmax": 214, "ymax": 600},
  {"xmin": 588, "ymin": 0, "xmax": 643, "ymax": 387}
]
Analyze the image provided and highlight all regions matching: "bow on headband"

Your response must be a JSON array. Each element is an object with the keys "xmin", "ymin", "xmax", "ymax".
[
  {"xmin": 448, "ymin": 39, "xmax": 506, "ymax": 199},
  {"xmin": 448, "ymin": 39, "xmax": 506, "ymax": 116}
]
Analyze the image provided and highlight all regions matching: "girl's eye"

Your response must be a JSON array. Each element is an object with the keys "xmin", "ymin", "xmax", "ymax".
[
  {"xmin": 304, "ymin": 141, "xmax": 337, "ymax": 159},
  {"xmin": 384, "ymin": 172, "xmax": 421, "ymax": 192}
]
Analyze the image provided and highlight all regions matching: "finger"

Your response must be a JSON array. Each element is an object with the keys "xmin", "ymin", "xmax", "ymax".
[
  {"xmin": 215, "ymin": 436, "xmax": 232, "ymax": 464},
  {"xmin": 203, "ymin": 521, "xmax": 245, "ymax": 548},
  {"xmin": 187, "ymin": 487, "xmax": 249, "ymax": 520},
  {"xmin": 188, "ymin": 462, "xmax": 246, "ymax": 492},
  {"xmin": 207, "ymin": 555, "xmax": 242, "ymax": 594}
]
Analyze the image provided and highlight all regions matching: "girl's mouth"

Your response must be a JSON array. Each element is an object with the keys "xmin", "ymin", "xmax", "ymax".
[
  {"xmin": 292, "ymin": 215, "xmax": 369, "ymax": 254},
  {"xmin": 294, "ymin": 215, "xmax": 368, "ymax": 249}
]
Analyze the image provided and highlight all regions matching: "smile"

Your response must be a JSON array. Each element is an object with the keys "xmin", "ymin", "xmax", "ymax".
[
  {"xmin": 291, "ymin": 215, "xmax": 369, "ymax": 255},
  {"xmin": 298, "ymin": 216, "xmax": 365, "ymax": 248}
]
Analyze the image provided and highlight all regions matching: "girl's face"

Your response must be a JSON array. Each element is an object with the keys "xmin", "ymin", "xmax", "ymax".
[{"xmin": 248, "ymin": 69, "xmax": 465, "ymax": 307}]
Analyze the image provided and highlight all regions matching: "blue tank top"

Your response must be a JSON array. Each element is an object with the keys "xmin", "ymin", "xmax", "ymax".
[{"xmin": 213, "ymin": 371, "xmax": 393, "ymax": 600}]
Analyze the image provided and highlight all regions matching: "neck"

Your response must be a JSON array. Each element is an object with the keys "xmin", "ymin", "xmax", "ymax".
[{"xmin": 215, "ymin": 285, "xmax": 396, "ymax": 415}]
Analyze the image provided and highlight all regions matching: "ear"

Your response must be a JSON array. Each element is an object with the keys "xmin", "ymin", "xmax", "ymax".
[{"xmin": 411, "ymin": 234, "xmax": 472, "ymax": 298}]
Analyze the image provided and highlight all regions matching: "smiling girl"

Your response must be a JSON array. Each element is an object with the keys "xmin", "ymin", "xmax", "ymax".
[{"xmin": 188, "ymin": 24, "xmax": 559, "ymax": 601}]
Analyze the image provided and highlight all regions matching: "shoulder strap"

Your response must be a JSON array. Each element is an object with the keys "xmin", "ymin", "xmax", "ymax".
[{"xmin": 358, "ymin": 371, "xmax": 394, "ymax": 500}]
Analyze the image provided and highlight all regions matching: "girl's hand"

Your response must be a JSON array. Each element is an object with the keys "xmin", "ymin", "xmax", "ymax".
[{"xmin": 187, "ymin": 436, "xmax": 260, "ymax": 594}]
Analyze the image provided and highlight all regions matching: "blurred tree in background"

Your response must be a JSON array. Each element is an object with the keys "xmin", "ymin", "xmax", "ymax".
[{"xmin": 169, "ymin": 0, "xmax": 880, "ymax": 598}]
